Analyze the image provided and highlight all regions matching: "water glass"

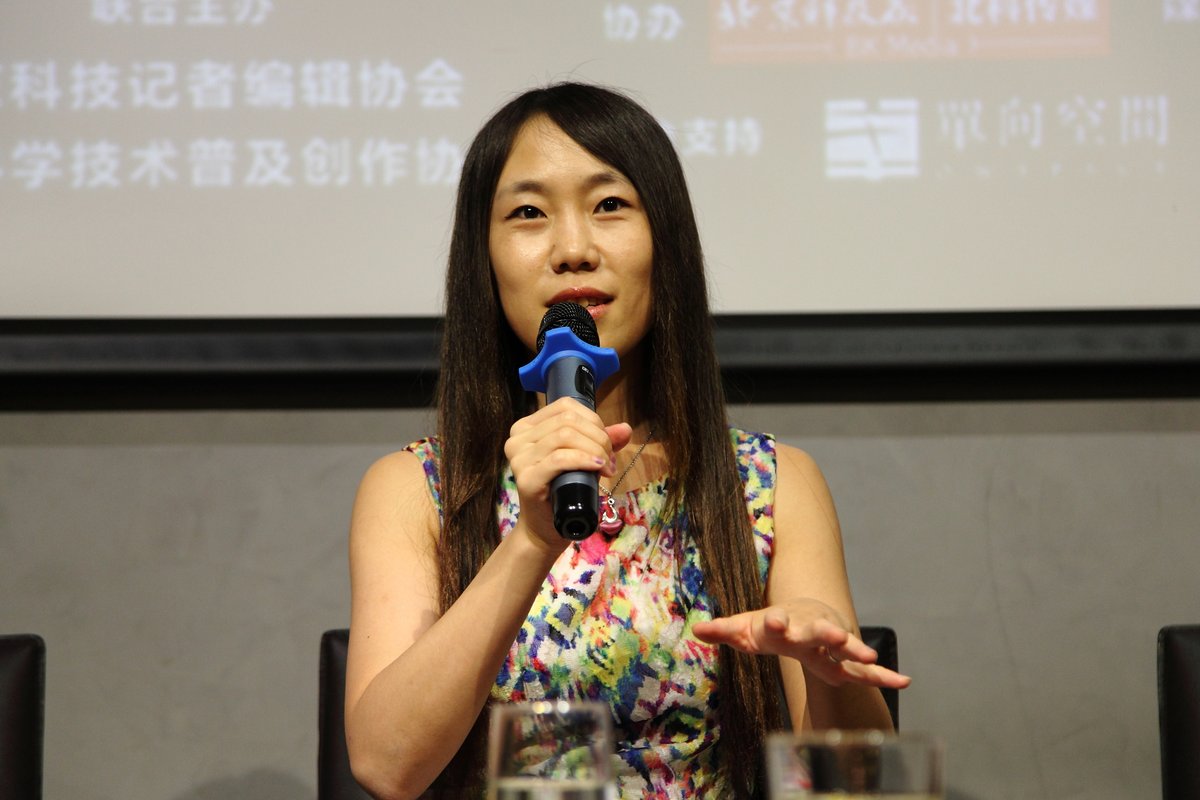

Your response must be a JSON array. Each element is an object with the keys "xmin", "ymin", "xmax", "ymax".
[
  {"xmin": 487, "ymin": 700, "xmax": 614, "ymax": 800},
  {"xmin": 765, "ymin": 730, "xmax": 943, "ymax": 799}
]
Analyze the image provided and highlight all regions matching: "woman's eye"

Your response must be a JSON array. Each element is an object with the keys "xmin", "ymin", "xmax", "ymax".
[
  {"xmin": 507, "ymin": 205, "xmax": 543, "ymax": 220},
  {"xmin": 596, "ymin": 197, "xmax": 626, "ymax": 213}
]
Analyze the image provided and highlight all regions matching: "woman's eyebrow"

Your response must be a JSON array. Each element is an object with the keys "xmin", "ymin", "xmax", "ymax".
[
  {"xmin": 496, "ymin": 178, "xmax": 545, "ymax": 197},
  {"xmin": 496, "ymin": 171, "xmax": 628, "ymax": 199},
  {"xmin": 581, "ymin": 170, "xmax": 625, "ymax": 190}
]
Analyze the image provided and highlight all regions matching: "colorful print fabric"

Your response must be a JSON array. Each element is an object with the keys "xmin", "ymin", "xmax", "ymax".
[{"xmin": 405, "ymin": 429, "xmax": 776, "ymax": 798}]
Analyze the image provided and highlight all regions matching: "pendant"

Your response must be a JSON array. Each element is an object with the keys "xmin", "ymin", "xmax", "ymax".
[{"xmin": 597, "ymin": 495, "xmax": 624, "ymax": 535}]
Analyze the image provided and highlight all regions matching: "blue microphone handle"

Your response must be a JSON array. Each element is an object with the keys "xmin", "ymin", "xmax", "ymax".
[{"xmin": 518, "ymin": 328, "xmax": 620, "ymax": 540}]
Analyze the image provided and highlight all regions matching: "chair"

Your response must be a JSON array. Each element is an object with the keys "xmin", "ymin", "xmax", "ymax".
[
  {"xmin": 0, "ymin": 633, "xmax": 46, "ymax": 800},
  {"xmin": 319, "ymin": 629, "xmax": 373, "ymax": 800},
  {"xmin": 860, "ymin": 625, "xmax": 900, "ymax": 730},
  {"xmin": 776, "ymin": 625, "xmax": 899, "ymax": 731},
  {"xmin": 1158, "ymin": 625, "xmax": 1200, "ymax": 800}
]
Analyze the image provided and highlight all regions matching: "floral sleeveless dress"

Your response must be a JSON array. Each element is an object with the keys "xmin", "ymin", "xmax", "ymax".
[{"xmin": 405, "ymin": 429, "xmax": 777, "ymax": 798}]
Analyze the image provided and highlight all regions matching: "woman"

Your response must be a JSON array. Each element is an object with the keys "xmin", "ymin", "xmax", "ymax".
[{"xmin": 344, "ymin": 82, "xmax": 909, "ymax": 799}]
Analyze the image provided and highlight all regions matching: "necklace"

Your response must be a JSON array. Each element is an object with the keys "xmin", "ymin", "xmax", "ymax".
[{"xmin": 597, "ymin": 429, "xmax": 654, "ymax": 536}]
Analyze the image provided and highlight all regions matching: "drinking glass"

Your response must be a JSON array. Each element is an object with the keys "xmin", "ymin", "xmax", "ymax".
[
  {"xmin": 765, "ymin": 730, "xmax": 943, "ymax": 799},
  {"xmin": 487, "ymin": 700, "xmax": 614, "ymax": 800}
]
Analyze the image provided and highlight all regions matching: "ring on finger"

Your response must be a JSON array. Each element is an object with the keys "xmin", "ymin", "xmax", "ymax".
[{"xmin": 819, "ymin": 646, "xmax": 841, "ymax": 664}]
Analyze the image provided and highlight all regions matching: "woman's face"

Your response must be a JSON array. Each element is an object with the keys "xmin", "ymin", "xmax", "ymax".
[{"xmin": 488, "ymin": 115, "xmax": 654, "ymax": 360}]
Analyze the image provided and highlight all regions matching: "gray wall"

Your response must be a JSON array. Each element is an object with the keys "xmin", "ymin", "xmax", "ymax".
[{"xmin": 2, "ymin": 399, "xmax": 1196, "ymax": 799}]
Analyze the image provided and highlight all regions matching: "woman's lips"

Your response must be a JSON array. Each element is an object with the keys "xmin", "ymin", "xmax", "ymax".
[
  {"xmin": 548, "ymin": 289, "xmax": 613, "ymax": 319},
  {"xmin": 582, "ymin": 301, "xmax": 609, "ymax": 320}
]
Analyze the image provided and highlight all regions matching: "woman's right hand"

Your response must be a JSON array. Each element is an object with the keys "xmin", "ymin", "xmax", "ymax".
[
  {"xmin": 346, "ymin": 403, "xmax": 632, "ymax": 798},
  {"xmin": 504, "ymin": 397, "xmax": 632, "ymax": 549}
]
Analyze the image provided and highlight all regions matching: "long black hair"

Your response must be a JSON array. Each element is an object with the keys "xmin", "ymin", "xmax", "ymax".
[{"xmin": 433, "ymin": 82, "xmax": 782, "ymax": 797}]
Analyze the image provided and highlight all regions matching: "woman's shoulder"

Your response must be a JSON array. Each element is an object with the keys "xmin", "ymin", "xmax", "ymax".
[
  {"xmin": 356, "ymin": 437, "xmax": 441, "ymax": 504},
  {"xmin": 352, "ymin": 439, "xmax": 442, "ymax": 539},
  {"xmin": 770, "ymin": 440, "xmax": 838, "ymax": 530},
  {"xmin": 772, "ymin": 441, "xmax": 826, "ymax": 485},
  {"xmin": 728, "ymin": 429, "xmax": 832, "ymax": 509},
  {"xmin": 357, "ymin": 447, "xmax": 425, "ymax": 496},
  {"xmin": 727, "ymin": 428, "xmax": 820, "ymax": 472}
]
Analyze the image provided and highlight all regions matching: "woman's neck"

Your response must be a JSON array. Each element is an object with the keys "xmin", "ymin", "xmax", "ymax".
[
  {"xmin": 595, "ymin": 346, "xmax": 665, "ymax": 487},
  {"xmin": 594, "ymin": 343, "xmax": 649, "ymax": 434}
]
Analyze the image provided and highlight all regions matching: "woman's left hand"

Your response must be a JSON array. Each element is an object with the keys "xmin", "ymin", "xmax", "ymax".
[{"xmin": 692, "ymin": 598, "xmax": 911, "ymax": 689}]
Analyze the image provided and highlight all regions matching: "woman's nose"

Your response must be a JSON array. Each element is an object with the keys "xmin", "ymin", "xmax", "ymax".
[{"xmin": 551, "ymin": 215, "xmax": 597, "ymax": 273}]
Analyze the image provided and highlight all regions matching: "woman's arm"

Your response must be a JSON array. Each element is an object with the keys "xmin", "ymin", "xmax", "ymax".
[
  {"xmin": 344, "ymin": 400, "xmax": 631, "ymax": 800},
  {"xmin": 344, "ymin": 450, "xmax": 564, "ymax": 799},
  {"xmin": 693, "ymin": 443, "xmax": 908, "ymax": 730}
]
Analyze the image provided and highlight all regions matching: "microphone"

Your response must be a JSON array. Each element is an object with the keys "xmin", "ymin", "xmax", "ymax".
[{"xmin": 518, "ymin": 303, "xmax": 620, "ymax": 540}]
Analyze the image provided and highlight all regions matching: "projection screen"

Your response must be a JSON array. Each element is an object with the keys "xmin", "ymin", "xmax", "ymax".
[{"xmin": 2, "ymin": 1, "xmax": 1197, "ymax": 319}]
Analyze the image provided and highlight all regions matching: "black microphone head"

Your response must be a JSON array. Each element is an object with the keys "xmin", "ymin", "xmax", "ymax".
[{"xmin": 536, "ymin": 302, "xmax": 599, "ymax": 352}]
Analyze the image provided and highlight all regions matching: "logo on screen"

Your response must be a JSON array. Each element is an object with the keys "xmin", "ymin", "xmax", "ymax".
[{"xmin": 825, "ymin": 98, "xmax": 920, "ymax": 181}]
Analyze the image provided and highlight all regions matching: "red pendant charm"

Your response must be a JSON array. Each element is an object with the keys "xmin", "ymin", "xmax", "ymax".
[{"xmin": 597, "ymin": 496, "xmax": 624, "ymax": 535}]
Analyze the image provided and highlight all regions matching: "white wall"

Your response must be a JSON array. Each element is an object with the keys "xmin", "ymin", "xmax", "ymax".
[{"xmin": 2, "ymin": 399, "xmax": 1196, "ymax": 799}]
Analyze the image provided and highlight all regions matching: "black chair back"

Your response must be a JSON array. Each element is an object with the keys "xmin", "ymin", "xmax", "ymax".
[
  {"xmin": 1159, "ymin": 624, "xmax": 1200, "ymax": 800},
  {"xmin": 0, "ymin": 633, "xmax": 46, "ymax": 800},
  {"xmin": 860, "ymin": 625, "xmax": 900, "ymax": 730},
  {"xmin": 319, "ymin": 629, "xmax": 372, "ymax": 800},
  {"xmin": 776, "ymin": 625, "xmax": 899, "ymax": 730}
]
